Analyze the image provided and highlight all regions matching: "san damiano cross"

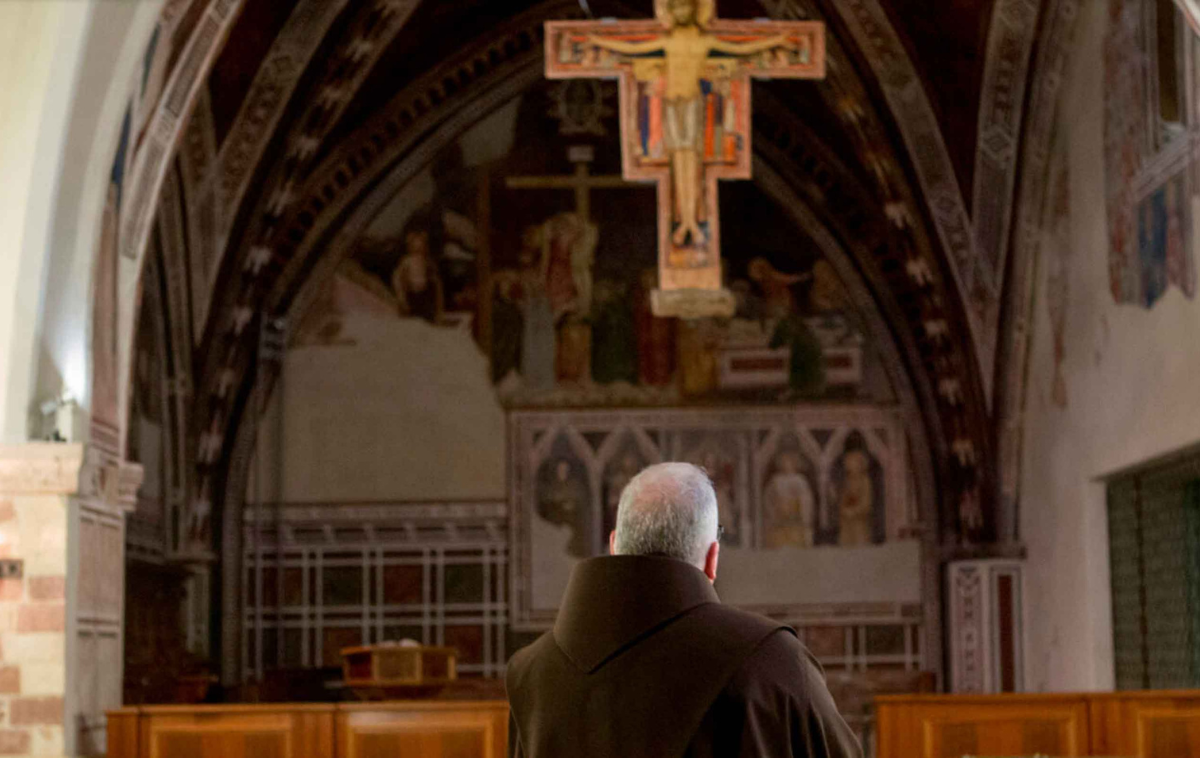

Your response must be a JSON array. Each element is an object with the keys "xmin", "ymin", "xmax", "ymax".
[{"xmin": 545, "ymin": 0, "xmax": 825, "ymax": 317}]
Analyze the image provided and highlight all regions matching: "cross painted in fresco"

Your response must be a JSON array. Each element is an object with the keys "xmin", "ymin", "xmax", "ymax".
[{"xmin": 545, "ymin": 0, "xmax": 825, "ymax": 317}]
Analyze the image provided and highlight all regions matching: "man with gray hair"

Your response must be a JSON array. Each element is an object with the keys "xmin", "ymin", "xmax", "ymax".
[{"xmin": 506, "ymin": 462, "xmax": 861, "ymax": 757}]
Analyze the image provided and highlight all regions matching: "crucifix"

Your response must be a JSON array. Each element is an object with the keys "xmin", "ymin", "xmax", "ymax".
[{"xmin": 545, "ymin": 0, "xmax": 825, "ymax": 317}]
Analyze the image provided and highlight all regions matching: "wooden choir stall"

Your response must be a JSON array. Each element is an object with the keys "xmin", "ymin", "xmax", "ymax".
[
  {"xmin": 875, "ymin": 690, "xmax": 1200, "ymax": 758},
  {"xmin": 109, "ymin": 644, "xmax": 508, "ymax": 758},
  {"xmin": 107, "ymin": 701, "xmax": 508, "ymax": 758}
]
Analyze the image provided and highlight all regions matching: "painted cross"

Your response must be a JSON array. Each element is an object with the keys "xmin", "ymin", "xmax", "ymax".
[
  {"xmin": 505, "ymin": 146, "xmax": 640, "ymax": 222},
  {"xmin": 545, "ymin": 1, "xmax": 825, "ymax": 317}
]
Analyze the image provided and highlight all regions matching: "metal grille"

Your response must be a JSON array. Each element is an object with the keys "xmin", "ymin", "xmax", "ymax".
[
  {"xmin": 242, "ymin": 502, "xmax": 508, "ymax": 680},
  {"xmin": 1109, "ymin": 455, "xmax": 1200, "ymax": 689}
]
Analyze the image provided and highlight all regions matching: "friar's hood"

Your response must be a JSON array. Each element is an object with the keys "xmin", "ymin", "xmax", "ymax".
[{"xmin": 551, "ymin": 555, "xmax": 721, "ymax": 673}]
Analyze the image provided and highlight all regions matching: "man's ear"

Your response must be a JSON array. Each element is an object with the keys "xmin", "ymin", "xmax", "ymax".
[
  {"xmin": 703, "ymin": 541, "xmax": 719, "ymax": 582},
  {"xmin": 609, "ymin": 530, "xmax": 617, "ymax": 555}
]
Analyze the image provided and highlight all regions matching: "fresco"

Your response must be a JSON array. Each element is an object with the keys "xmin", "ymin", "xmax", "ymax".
[
  {"xmin": 311, "ymin": 78, "xmax": 893, "ymax": 408},
  {"xmin": 1104, "ymin": 0, "xmax": 1197, "ymax": 308},
  {"xmin": 510, "ymin": 409, "xmax": 914, "ymax": 630}
]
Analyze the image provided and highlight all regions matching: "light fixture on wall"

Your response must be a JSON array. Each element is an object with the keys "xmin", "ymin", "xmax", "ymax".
[{"xmin": 38, "ymin": 393, "xmax": 84, "ymax": 443}]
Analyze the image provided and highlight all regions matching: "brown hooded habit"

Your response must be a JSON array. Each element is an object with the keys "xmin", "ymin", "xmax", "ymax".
[{"xmin": 506, "ymin": 555, "xmax": 862, "ymax": 757}]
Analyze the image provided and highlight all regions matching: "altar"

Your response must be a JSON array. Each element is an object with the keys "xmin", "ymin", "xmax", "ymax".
[{"xmin": 107, "ymin": 700, "xmax": 508, "ymax": 758}]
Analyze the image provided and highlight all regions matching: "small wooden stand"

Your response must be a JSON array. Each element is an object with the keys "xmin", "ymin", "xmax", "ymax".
[{"xmin": 341, "ymin": 644, "xmax": 457, "ymax": 701}]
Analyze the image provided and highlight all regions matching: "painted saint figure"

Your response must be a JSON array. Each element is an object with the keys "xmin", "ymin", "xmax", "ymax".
[
  {"xmin": 391, "ymin": 227, "xmax": 444, "ymax": 323},
  {"xmin": 588, "ymin": 0, "xmax": 792, "ymax": 251},
  {"xmin": 828, "ymin": 433, "xmax": 885, "ymax": 546},
  {"xmin": 762, "ymin": 450, "xmax": 815, "ymax": 548},
  {"xmin": 538, "ymin": 458, "xmax": 594, "ymax": 558}
]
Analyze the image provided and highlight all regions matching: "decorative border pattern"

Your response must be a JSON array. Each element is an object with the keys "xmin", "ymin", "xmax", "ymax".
[
  {"xmin": 947, "ymin": 558, "xmax": 1025, "ymax": 693},
  {"xmin": 244, "ymin": 501, "xmax": 508, "ymax": 526},
  {"xmin": 120, "ymin": 0, "xmax": 245, "ymax": 265},
  {"xmin": 114, "ymin": 0, "xmax": 246, "ymax": 463},
  {"xmin": 179, "ymin": 86, "xmax": 219, "ymax": 344},
  {"xmin": 973, "ymin": 0, "xmax": 1041, "ymax": 327},
  {"xmin": 215, "ymin": 0, "xmax": 355, "ymax": 232},
  {"xmin": 832, "ymin": 0, "xmax": 997, "ymax": 392},
  {"xmin": 120, "ymin": 0, "xmax": 245, "ymax": 264},
  {"xmin": 996, "ymin": 0, "xmax": 1079, "ymax": 543}
]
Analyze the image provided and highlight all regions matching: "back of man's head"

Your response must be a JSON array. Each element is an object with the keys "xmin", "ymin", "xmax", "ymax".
[{"xmin": 612, "ymin": 462, "xmax": 719, "ymax": 568}]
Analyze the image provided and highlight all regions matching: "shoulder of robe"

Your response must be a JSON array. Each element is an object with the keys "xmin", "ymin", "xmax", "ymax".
[
  {"xmin": 694, "ymin": 601, "xmax": 798, "ymax": 643},
  {"xmin": 722, "ymin": 627, "xmax": 827, "ymax": 699},
  {"xmin": 504, "ymin": 631, "xmax": 555, "ymax": 692}
]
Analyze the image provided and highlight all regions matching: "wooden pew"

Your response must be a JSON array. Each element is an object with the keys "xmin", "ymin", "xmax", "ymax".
[
  {"xmin": 108, "ymin": 700, "xmax": 508, "ymax": 758},
  {"xmin": 875, "ymin": 690, "xmax": 1200, "ymax": 758}
]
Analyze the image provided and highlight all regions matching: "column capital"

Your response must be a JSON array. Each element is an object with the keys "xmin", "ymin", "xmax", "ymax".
[
  {"xmin": 0, "ymin": 443, "xmax": 143, "ymax": 511},
  {"xmin": 0, "ymin": 442, "xmax": 86, "ymax": 495}
]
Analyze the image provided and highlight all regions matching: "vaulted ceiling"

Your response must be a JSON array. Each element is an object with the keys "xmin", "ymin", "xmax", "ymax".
[{"xmin": 137, "ymin": 0, "xmax": 1071, "ymax": 555}]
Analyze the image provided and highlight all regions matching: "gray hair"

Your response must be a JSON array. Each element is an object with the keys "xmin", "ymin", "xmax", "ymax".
[{"xmin": 612, "ymin": 462, "xmax": 719, "ymax": 567}]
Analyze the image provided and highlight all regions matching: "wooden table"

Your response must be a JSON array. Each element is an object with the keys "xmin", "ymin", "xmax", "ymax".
[{"xmin": 108, "ymin": 700, "xmax": 508, "ymax": 758}]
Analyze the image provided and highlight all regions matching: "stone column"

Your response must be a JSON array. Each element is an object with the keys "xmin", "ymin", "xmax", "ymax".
[{"xmin": 0, "ymin": 443, "xmax": 140, "ymax": 757}]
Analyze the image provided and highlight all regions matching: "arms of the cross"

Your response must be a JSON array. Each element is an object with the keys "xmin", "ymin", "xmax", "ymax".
[{"xmin": 544, "ymin": 13, "xmax": 825, "ymax": 318}]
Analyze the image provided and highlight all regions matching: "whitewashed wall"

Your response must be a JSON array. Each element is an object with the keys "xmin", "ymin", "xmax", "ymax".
[
  {"xmin": 249, "ymin": 311, "xmax": 507, "ymax": 504},
  {"xmin": 1020, "ymin": 1, "xmax": 1200, "ymax": 692}
]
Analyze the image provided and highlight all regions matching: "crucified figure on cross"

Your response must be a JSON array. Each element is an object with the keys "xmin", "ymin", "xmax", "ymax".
[{"xmin": 589, "ymin": 0, "xmax": 793, "ymax": 249}]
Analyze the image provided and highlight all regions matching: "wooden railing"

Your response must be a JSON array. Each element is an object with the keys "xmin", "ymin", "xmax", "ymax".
[{"xmin": 875, "ymin": 690, "xmax": 1200, "ymax": 758}]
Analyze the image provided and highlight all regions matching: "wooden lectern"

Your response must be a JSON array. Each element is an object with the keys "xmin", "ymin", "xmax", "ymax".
[{"xmin": 341, "ymin": 643, "xmax": 458, "ymax": 700}]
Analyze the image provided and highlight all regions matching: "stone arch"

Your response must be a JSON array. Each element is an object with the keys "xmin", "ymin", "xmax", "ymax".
[{"xmin": 205, "ymin": 53, "xmax": 955, "ymax": 684}]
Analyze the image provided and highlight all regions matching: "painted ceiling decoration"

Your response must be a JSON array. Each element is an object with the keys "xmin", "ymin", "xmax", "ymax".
[
  {"xmin": 995, "ymin": 0, "xmax": 1079, "ymax": 545},
  {"xmin": 111, "ymin": 0, "xmax": 1097, "ymax": 565}
]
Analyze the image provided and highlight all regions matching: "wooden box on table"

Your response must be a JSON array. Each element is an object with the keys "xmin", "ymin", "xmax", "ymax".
[{"xmin": 341, "ymin": 644, "xmax": 458, "ymax": 700}]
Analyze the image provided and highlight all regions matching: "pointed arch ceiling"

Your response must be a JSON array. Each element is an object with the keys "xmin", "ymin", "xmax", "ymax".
[{"xmin": 129, "ymin": 0, "xmax": 1059, "ymax": 553}]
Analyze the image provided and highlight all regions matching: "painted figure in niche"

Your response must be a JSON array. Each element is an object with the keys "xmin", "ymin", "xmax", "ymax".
[
  {"xmin": 762, "ymin": 448, "xmax": 815, "ymax": 549},
  {"xmin": 587, "ymin": 0, "xmax": 793, "ymax": 252},
  {"xmin": 602, "ymin": 450, "xmax": 644, "ymax": 538},
  {"xmin": 699, "ymin": 449, "xmax": 740, "ymax": 546},
  {"xmin": 591, "ymin": 280, "xmax": 638, "ymax": 385},
  {"xmin": 391, "ymin": 223, "xmax": 444, "ymax": 323},
  {"xmin": 537, "ymin": 456, "xmax": 594, "ymax": 558},
  {"xmin": 827, "ymin": 432, "xmax": 885, "ymax": 546},
  {"xmin": 635, "ymin": 268, "xmax": 677, "ymax": 386}
]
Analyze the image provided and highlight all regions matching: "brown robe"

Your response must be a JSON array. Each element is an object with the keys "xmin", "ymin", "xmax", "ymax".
[{"xmin": 505, "ymin": 555, "xmax": 862, "ymax": 758}]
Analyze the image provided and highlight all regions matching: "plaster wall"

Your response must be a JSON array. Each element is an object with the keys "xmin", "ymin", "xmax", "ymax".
[
  {"xmin": 0, "ymin": 0, "xmax": 161, "ymax": 443},
  {"xmin": 1019, "ymin": 1, "xmax": 1200, "ymax": 692},
  {"xmin": 250, "ymin": 313, "xmax": 508, "ymax": 504}
]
